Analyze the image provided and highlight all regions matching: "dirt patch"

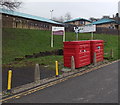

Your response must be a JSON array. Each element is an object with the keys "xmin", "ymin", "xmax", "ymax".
[{"xmin": 15, "ymin": 49, "xmax": 63, "ymax": 61}]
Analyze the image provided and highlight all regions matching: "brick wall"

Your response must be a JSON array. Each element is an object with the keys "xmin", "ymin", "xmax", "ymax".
[{"xmin": 2, "ymin": 14, "xmax": 62, "ymax": 30}]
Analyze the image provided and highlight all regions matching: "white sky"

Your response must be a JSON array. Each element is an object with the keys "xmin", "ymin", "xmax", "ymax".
[{"xmin": 17, "ymin": 0, "xmax": 120, "ymax": 20}]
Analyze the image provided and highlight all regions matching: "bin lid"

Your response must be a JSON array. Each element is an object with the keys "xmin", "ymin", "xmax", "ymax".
[
  {"xmin": 89, "ymin": 40, "xmax": 104, "ymax": 43},
  {"xmin": 63, "ymin": 40, "xmax": 90, "ymax": 45}
]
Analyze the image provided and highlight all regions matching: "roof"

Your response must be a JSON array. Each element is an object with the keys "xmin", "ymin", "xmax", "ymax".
[
  {"xmin": 91, "ymin": 18, "xmax": 117, "ymax": 25},
  {"xmin": 0, "ymin": 8, "xmax": 62, "ymax": 25},
  {"xmin": 64, "ymin": 17, "xmax": 91, "ymax": 23}
]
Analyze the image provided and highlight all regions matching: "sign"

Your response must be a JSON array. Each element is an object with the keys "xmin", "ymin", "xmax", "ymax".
[
  {"xmin": 52, "ymin": 27, "xmax": 64, "ymax": 35},
  {"xmin": 74, "ymin": 25, "xmax": 96, "ymax": 40},
  {"xmin": 51, "ymin": 26, "xmax": 65, "ymax": 47},
  {"xmin": 74, "ymin": 25, "xmax": 96, "ymax": 33}
]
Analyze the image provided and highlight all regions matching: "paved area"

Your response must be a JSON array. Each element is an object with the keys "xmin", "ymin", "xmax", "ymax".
[
  {"xmin": 5, "ymin": 61, "xmax": 118, "ymax": 103},
  {"xmin": 2, "ymin": 65, "xmax": 55, "ymax": 90}
]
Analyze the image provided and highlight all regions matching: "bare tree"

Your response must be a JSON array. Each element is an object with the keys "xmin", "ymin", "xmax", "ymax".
[
  {"xmin": 64, "ymin": 12, "xmax": 72, "ymax": 21},
  {"xmin": 59, "ymin": 16, "xmax": 64, "ymax": 22},
  {"xmin": 52, "ymin": 12, "xmax": 72, "ymax": 22},
  {"xmin": 52, "ymin": 16, "xmax": 64, "ymax": 23},
  {"xmin": 0, "ymin": 0, "xmax": 22, "ymax": 10}
]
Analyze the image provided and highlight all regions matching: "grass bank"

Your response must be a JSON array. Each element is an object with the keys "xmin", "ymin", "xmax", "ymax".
[{"xmin": 2, "ymin": 28, "xmax": 119, "ymax": 68}]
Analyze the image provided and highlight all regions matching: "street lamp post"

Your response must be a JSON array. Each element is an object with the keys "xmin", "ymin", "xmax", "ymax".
[{"xmin": 50, "ymin": 10, "xmax": 54, "ymax": 20}]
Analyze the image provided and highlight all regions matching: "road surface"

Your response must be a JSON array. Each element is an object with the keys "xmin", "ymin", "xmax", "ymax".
[{"xmin": 5, "ymin": 61, "xmax": 119, "ymax": 103}]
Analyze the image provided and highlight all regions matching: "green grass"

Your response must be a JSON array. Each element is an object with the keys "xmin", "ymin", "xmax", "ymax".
[
  {"xmin": 2, "ymin": 28, "xmax": 119, "ymax": 68},
  {"xmin": 2, "ymin": 28, "xmax": 63, "ymax": 64}
]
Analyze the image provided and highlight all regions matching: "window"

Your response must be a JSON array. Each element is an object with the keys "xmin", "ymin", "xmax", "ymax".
[
  {"xmin": 44, "ymin": 24, "xmax": 46, "ymax": 27},
  {"xmin": 31, "ymin": 23, "xmax": 34, "ymax": 26},
  {"xmin": 109, "ymin": 25, "xmax": 115, "ymax": 29},
  {"xmin": 13, "ymin": 18, "xmax": 15, "ymax": 21},
  {"xmin": 19, "ymin": 20, "xmax": 22, "ymax": 23},
  {"xmin": 80, "ymin": 21, "xmax": 84, "ymax": 24}
]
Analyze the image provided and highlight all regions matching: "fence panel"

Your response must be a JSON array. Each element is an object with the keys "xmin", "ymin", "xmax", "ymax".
[{"xmin": 95, "ymin": 27, "xmax": 119, "ymax": 35}]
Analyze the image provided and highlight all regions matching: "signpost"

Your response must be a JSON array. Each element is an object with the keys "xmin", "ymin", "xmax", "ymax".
[
  {"xmin": 74, "ymin": 25, "xmax": 96, "ymax": 40},
  {"xmin": 74, "ymin": 27, "xmax": 79, "ymax": 41},
  {"xmin": 51, "ymin": 26, "xmax": 65, "ymax": 47}
]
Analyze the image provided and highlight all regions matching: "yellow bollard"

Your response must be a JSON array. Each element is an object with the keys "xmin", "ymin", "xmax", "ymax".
[
  {"xmin": 55, "ymin": 61, "xmax": 59, "ymax": 77},
  {"xmin": 7, "ymin": 70, "xmax": 12, "ymax": 91}
]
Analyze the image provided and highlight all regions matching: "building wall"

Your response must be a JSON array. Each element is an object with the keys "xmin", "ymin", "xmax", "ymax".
[
  {"xmin": 2, "ymin": 14, "xmax": 61, "ymax": 30},
  {"xmin": 96, "ymin": 23, "xmax": 118, "ymax": 29}
]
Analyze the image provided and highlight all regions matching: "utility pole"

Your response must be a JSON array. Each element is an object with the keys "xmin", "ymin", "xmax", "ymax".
[{"xmin": 50, "ymin": 10, "xmax": 54, "ymax": 20}]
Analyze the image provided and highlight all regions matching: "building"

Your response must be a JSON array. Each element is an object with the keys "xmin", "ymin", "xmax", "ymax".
[
  {"xmin": 89, "ymin": 17, "xmax": 99, "ymax": 22},
  {"xmin": 0, "ymin": 8, "xmax": 63, "ymax": 30},
  {"xmin": 64, "ymin": 17, "xmax": 91, "ymax": 26},
  {"xmin": 91, "ymin": 18, "xmax": 119, "ymax": 29},
  {"xmin": 102, "ymin": 16, "xmax": 110, "ymax": 19}
]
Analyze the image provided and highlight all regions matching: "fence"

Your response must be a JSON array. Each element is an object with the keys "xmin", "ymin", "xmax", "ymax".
[
  {"xmin": 65, "ymin": 25, "xmax": 119, "ymax": 35},
  {"xmin": 95, "ymin": 27, "xmax": 119, "ymax": 35}
]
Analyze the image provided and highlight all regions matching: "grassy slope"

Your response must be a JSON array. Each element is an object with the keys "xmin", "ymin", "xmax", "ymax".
[{"xmin": 2, "ymin": 28, "xmax": 119, "ymax": 65}]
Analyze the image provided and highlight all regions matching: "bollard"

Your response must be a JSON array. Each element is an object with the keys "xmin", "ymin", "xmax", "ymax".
[
  {"xmin": 93, "ymin": 52, "xmax": 97, "ymax": 65},
  {"xmin": 7, "ymin": 70, "xmax": 12, "ymax": 92},
  {"xmin": 71, "ymin": 56, "xmax": 75, "ymax": 71},
  {"xmin": 110, "ymin": 49, "xmax": 113, "ymax": 58},
  {"xmin": 34, "ymin": 64, "xmax": 40, "ymax": 82},
  {"xmin": 55, "ymin": 61, "xmax": 59, "ymax": 77}
]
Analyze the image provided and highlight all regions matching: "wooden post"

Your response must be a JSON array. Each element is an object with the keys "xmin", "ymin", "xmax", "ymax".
[
  {"xmin": 110, "ymin": 49, "xmax": 113, "ymax": 58},
  {"xmin": 76, "ymin": 33, "xmax": 78, "ymax": 41},
  {"xmin": 91, "ymin": 32, "xmax": 94, "ymax": 40},
  {"xmin": 51, "ymin": 31, "xmax": 53, "ymax": 47},
  {"xmin": 71, "ymin": 56, "xmax": 75, "ymax": 71},
  {"xmin": 63, "ymin": 31, "xmax": 65, "ymax": 42},
  {"xmin": 34, "ymin": 64, "xmax": 40, "ymax": 82},
  {"xmin": 93, "ymin": 52, "xmax": 97, "ymax": 65}
]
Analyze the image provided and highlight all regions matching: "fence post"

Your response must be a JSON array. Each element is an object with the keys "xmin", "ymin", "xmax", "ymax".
[
  {"xmin": 71, "ymin": 56, "xmax": 75, "ymax": 71},
  {"xmin": 110, "ymin": 49, "xmax": 113, "ymax": 58},
  {"xmin": 93, "ymin": 52, "xmax": 97, "ymax": 65},
  {"xmin": 34, "ymin": 64, "xmax": 40, "ymax": 82}
]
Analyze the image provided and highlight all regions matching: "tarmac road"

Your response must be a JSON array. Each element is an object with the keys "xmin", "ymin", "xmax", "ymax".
[{"xmin": 5, "ymin": 61, "xmax": 119, "ymax": 103}]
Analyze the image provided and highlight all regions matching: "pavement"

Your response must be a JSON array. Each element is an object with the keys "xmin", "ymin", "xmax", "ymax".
[{"xmin": 4, "ymin": 61, "xmax": 119, "ymax": 103}]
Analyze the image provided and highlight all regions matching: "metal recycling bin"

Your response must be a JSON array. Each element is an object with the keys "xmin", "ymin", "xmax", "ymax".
[
  {"xmin": 63, "ymin": 41, "xmax": 91, "ymax": 68},
  {"xmin": 90, "ymin": 40, "xmax": 104, "ymax": 63}
]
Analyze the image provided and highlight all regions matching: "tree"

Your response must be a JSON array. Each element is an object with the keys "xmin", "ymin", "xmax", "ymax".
[
  {"xmin": 59, "ymin": 16, "xmax": 64, "ymax": 22},
  {"xmin": 64, "ymin": 12, "xmax": 72, "ymax": 21},
  {"xmin": 52, "ymin": 12, "xmax": 72, "ymax": 23},
  {"xmin": 52, "ymin": 16, "xmax": 64, "ymax": 23},
  {"xmin": 0, "ymin": 0, "xmax": 22, "ymax": 10}
]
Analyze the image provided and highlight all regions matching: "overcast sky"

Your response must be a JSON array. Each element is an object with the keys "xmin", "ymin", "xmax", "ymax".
[{"xmin": 17, "ymin": 0, "xmax": 120, "ymax": 20}]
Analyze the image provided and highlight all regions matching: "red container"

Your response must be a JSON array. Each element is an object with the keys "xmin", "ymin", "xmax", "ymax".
[
  {"xmin": 90, "ymin": 40, "xmax": 104, "ymax": 63},
  {"xmin": 63, "ymin": 41, "xmax": 91, "ymax": 68}
]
